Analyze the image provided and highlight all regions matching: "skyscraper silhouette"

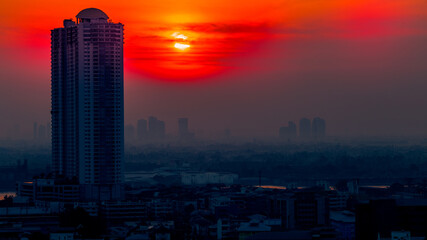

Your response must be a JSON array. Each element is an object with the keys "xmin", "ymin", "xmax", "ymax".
[
  {"xmin": 299, "ymin": 118, "xmax": 311, "ymax": 140},
  {"xmin": 289, "ymin": 121, "xmax": 297, "ymax": 139},
  {"xmin": 312, "ymin": 117, "xmax": 326, "ymax": 140},
  {"xmin": 51, "ymin": 8, "xmax": 124, "ymax": 200},
  {"xmin": 137, "ymin": 119, "xmax": 148, "ymax": 141},
  {"xmin": 279, "ymin": 121, "xmax": 297, "ymax": 141},
  {"xmin": 148, "ymin": 116, "xmax": 166, "ymax": 141},
  {"xmin": 177, "ymin": 117, "xmax": 195, "ymax": 141}
]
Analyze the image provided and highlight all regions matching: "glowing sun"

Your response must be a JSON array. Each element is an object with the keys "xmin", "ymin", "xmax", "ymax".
[
  {"xmin": 172, "ymin": 32, "xmax": 190, "ymax": 50},
  {"xmin": 174, "ymin": 42, "xmax": 190, "ymax": 50}
]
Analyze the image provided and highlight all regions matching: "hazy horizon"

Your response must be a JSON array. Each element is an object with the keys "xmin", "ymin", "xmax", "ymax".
[{"xmin": 1, "ymin": 0, "xmax": 427, "ymax": 140}]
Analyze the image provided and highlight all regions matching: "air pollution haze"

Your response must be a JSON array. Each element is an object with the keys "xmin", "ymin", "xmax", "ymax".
[{"xmin": 1, "ymin": 0, "xmax": 427, "ymax": 139}]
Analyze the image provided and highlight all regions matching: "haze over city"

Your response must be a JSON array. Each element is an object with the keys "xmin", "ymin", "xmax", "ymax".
[
  {"xmin": 1, "ymin": 0, "xmax": 427, "ymax": 139},
  {"xmin": 0, "ymin": 1, "xmax": 427, "ymax": 240}
]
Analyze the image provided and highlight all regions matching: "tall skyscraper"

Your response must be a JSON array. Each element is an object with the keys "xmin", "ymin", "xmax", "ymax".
[
  {"xmin": 299, "ymin": 118, "xmax": 311, "ymax": 140},
  {"xmin": 158, "ymin": 120, "xmax": 166, "ymax": 139},
  {"xmin": 137, "ymin": 119, "xmax": 148, "ymax": 141},
  {"xmin": 51, "ymin": 8, "xmax": 124, "ymax": 200},
  {"xmin": 288, "ymin": 121, "xmax": 297, "ymax": 139},
  {"xmin": 178, "ymin": 117, "xmax": 193, "ymax": 140},
  {"xmin": 312, "ymin": 117, "xmax": 326, "ymax": 140},
  {"xmin": 148, "ymin": 116, "xmax": 166, "ymax": 140}
]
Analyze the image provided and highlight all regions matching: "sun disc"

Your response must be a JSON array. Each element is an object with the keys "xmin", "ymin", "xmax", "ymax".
[{"xmin": 174, "ymin": 42, "xmax": 190, "ymax": 50}]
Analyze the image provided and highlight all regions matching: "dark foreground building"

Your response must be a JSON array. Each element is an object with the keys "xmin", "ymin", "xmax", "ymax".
[
  {"xmin": 50, "ymin": 8, "xmax": 124, "ymax": 200},
  {"xmin": 356, "ymin": 199, "xmax": 427, "ymax": 240}
]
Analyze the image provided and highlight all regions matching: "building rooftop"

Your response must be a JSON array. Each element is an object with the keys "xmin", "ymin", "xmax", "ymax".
[{"xmin": 76, "ymin": 8, "xmax": 109, "ymax": 20}]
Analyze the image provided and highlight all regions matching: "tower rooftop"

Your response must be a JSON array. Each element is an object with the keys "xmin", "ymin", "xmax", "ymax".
[{"xmin": 76, "ymin": 8, "xmax": 109, "ymax": 20}]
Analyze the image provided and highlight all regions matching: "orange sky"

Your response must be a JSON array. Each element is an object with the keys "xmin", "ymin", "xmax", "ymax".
[
  {"xmin": 1, "ymin": 0, "xmax": 426, "ymax": 81},
  {"xmin": 1, "ymin": 0, "xmax": 427, "ymax": 138}
]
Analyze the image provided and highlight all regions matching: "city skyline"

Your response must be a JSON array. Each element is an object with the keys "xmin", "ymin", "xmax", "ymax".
[
  {"xmin": 1, "ymin": 1, "xmax": 427, "ymax": 140},
  {"xmin": 3, "ymin": 113, "xmax": 425, "ymax": 142},
  {"xmin": 0, "ymin": 3, "xmax": 426, "ymax": 239}
]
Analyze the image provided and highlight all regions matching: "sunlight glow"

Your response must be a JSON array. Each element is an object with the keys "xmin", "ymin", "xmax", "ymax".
[
  {"xmin": 174, "ymin": 42, "xmax": 190, "ymax": 50},
  {"xmin": 172, "ymin": 32, "xmax": 188, "ymax": 40}
]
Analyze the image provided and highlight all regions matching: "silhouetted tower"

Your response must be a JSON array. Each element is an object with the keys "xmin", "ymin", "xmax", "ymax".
[
  {"xmin": 51, "ymin": 8, "xmax": 124, "ymax": 200},
  {"xmin": 299, "ymin": 118, "xmax": 311, "ymax": 140},
  {"xmin": 312, "ymin": 117, "xmax": 326, "ymax": 140},
  {"xmin": 279, "ymin": 121, "xmax": 297, "ymax": 141},
  {"xmin": 137, "ymin": 119, "xmax": 148, "ymax": 141},
  {"xmin": 148, "ymin": 116, "xmax": 166, "ymax": 140}
]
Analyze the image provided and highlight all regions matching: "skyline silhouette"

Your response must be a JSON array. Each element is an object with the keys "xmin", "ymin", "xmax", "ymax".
[
  {"xmin": 0, "ymin": 4, "xmax": 426, "ymax": 240},
  {"xmin": 0, "ymin": 1, "xmax": 427, "ymax": 139}
]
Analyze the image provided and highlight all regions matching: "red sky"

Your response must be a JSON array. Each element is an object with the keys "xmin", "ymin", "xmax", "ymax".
[{"xmin": 0, "ymin": 0, "xmax": 427, "ymax": 138}]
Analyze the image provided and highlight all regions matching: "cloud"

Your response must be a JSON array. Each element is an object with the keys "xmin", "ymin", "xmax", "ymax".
[{"xmin": 181, "ymin": 22, "xmax": 272, "ymax": 34}]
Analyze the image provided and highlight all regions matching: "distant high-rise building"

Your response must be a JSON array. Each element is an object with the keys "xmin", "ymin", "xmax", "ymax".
[
  {"xmin": 137, "ymin": 119, "xmax": 148, "ymax": 141},
  {"xmin": 51, "ymin": 8, "xmax": 124, "ymax": 200},
  {"xmin": 299, "ymin": 118, "xmax": 311, "ymax": 140},
  {"xmin": 279, "ymin": 121, "xmax": 297, "ymax": 141},
  {"xmin": 158, "ymin": 120, "xmax": 166, "ymax": 139},
  {"xmin": 312, "ymin": 117, "xmax": 326, "ymax": 140},
  {"xmin": 33, "ymin": 122, "xmax": 38, "ymax": 140},
  {"xmin": 178, "ymin": 118, "xmax": 194, "ymax": 140},
  {"xmin": 148, "ymin": 116, "xmax": 166, "ymax": 140}
]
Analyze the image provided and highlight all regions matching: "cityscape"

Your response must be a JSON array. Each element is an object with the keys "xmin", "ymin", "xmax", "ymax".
[{"xmin": 0, "ymin": 2, "xmax": 427, "ymax": 240}]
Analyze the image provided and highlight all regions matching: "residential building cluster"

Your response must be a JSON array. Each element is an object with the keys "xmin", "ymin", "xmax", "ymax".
[
  {"xmin": 3, "ymin": 179, "xmax": 427, "ymax": 239},
  {"xmin": 125, "ymin": 117, "xmax": 195, "ymax": 143},
  {"xmin": 280, "ymin": 117, "xmax": 326, "ymax": 141}
]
